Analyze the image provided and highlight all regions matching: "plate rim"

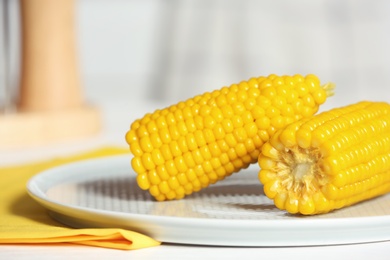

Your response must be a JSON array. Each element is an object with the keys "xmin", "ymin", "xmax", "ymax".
[{"xmin": 26, "ymin": 155, "xmax": 390, "ymax": 246}]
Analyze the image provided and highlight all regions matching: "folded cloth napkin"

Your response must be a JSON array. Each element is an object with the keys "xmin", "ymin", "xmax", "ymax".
[{"xmin": 0, "ymin": 147, "xmax": 160, "ymax": 250}]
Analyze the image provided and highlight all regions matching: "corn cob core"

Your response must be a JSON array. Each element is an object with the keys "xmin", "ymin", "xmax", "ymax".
[
  {"xmin": 126, "ymin": 74, "xmax": 334, "ymax": 201},
  {"xmin": 258, "ymin": 101, "xmax": 390, "ymax": 215}
]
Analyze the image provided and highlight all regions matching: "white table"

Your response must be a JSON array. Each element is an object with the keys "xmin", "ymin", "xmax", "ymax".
[
  {"xmin": 2, "ymin": 91, "xmax": 390, "ymax": 260},
  {"xmin": 1, "ymin": 241, "xmax": 390, "ymax": 260}
]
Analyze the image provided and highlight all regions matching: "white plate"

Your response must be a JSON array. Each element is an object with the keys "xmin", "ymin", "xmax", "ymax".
[{"xmin": 27, "ymin": 155, "xmax": 390, "ymax": 246}]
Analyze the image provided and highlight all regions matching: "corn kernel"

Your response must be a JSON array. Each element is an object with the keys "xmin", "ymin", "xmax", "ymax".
[
  {"xmin": 233, "ymin": 127, "xmax": 247, "ymax": 142},
  {"xmin": 148, "ymin": 169, "xmax": 161, "ymax": 185},
  {"xmin": 141, "ymin": 153, "xmax": 155, "ymax": 170},
  {"xmin": 151, "ymin": 149, "xmax": 164, "ymax": 166},
  {"xmin": 186, "ymin": 133, "xmax": 198, "ymax": 151},
  {"xmin": 185, "ymin": 118, "xmax": 197, "ymax": 132},
  {"xmin": 156, "ymin": 165, "xmax": 170, "ymax": 180},
  {"xmin": 130, "ymin": 142, "xmax": 143, "ymax": 157},
  {"xmin": 137, "ymin": 174, "xmax": 150, "ymax": 190},
  {"xmin": 199, "ymin": 146, "xmax": 212, "ymax": 161},
  {"xmin": 176, "ymin": 121, "xmax": 188, "ymax": 136},
  {"xmin": 126, "ymin": 129, "xmax": 138, "ymax": 143},
  {"xmin": 235, "ymin": 143, "xmax": 247, "ymax": 157},
  {"xmin": 217, "ymin": 139, "xmax": 230, "ymax": 152},
  {"xmin": 149, "ymin": 185, "xmax": 160, "ymax": 197},
  {"xmin": 165, "ymin": 160, "xmax": 178, "ymax": 176},
  {"xmin": 174, "ymin": 156, "xmax": 188, "ymax": 173},
  {"xmin": 213, "ymin": 124, "xmax": 225, "ymax": 140},
  {"xmin": 225, "ymin": 133, "xmax": 237, "ymax": 147},
  {"xmin": 183, "ymin": 151, "xmax": 196, "ymax": 168},
  {"xmin": 168, "ymin": 176, "xmax": 180, "ymax": 190},
  {"xmin": 256, "ymin": 117, "xmax": 271, "ymax": 130},
  {"xmin": 231, "ymin": 115, "xmax": 244, "ymax": 128},
  {"xmin": 244, "ymin": 122, "xmax": 258, "ymax": 138},
  {"xmin": 158, "ymin": 181, "xmax": 170, "ymax": 194},
  {"xmin": 131, "ymin": 157, "xmax": 146, "ymax": 174},
  {"xmin": 251, "ymin": 105, "xmax": 265, "ymax": 119},
  {"xmin": 177, "ymin": 172, "xmax": 188, "ymax": 185},
  {"xmin": 209, "ymin": 142, "xmax": 222, "ymax": 157}
]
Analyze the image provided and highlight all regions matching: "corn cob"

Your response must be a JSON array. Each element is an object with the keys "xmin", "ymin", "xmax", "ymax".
[
  {"xmin": 126, "ymin": 74, "xmax": 334, "ymax": 201},
  {"xmin": 258, "ymin": 101, "xmax": 390, "ymax": 215}
]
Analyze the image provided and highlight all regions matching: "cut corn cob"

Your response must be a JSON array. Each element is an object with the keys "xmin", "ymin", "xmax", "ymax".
[
  {"xmin": 126, "ymin": 74, "xmax": 334, "ymax": 201},
  {"xmin": 258, "ymin": 101, "xmax": 390, "ymax": 215}
]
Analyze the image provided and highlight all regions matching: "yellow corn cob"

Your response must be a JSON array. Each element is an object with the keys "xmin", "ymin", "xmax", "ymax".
[
  {"xmin": 126, "ymin": 74, "xmax": 334, "ymax": 201},
  {"xmin": 258, "ymin": 101, "xmax": 390, "ymax": 215}
]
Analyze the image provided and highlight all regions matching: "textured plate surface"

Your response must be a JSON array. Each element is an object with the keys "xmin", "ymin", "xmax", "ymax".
[{"xmin": 27, "ymin": 155, "xmax": 390, "ymax": 246}]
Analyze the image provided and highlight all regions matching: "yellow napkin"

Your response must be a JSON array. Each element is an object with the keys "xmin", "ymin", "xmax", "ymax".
[{"xmin": 0, "ymin": 147, "xmax": 160, "ymax": 250}]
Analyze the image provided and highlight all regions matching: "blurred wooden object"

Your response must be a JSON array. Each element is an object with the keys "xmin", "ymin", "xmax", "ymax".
[{"xmin": 0, "ymin": 0, "xmax": 101, "ymax": 147}]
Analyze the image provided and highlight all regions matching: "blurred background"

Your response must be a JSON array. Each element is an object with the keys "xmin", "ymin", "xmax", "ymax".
[{"xmin": 1, "ymin": 0, "xmax": 390, "ymax": 154}]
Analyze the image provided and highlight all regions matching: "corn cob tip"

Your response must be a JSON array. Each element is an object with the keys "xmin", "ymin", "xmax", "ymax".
[
  {"xmin": 322, "ymin": 82, "xmax": 335, "ymax": 97},
  {"xmin": 258, "ymin": 101, "xmax": 390, "ymax": 215}
]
